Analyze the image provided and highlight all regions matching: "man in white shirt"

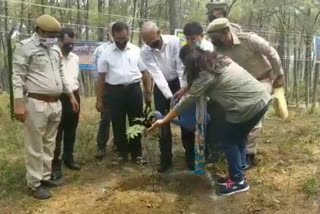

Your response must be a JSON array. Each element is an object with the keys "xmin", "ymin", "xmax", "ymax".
[
  {"xmin": 52, "ymin": 28, "xmax": 81, "ymax": 181},
  {"xmin": 97, "ymin": 22, "xmax": 152, "ymax": 163},
  {"xmin": 140, "ymin": 21, "xmax": 195, "ymax": 172},
  {"xmin": 92, "ymin": 27, "xmax": 114, "ymax": 160}
]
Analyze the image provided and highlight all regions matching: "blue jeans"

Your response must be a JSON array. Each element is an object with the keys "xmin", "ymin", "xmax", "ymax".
[{"xmin": 221, "ymin": 104, "xmax": 269, "ymax": 182}]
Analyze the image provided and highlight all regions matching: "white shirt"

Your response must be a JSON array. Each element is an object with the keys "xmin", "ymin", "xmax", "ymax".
[
  {"xmin": 141, "ymin": 35, "xmax": 186, "ymax": 99},
  {"xmin": 98, "ymin": 42, "xmax": 147, "ymax": 85},
  {"xmin": 62, "ymin": 52, "xmax": 80, "ymax": 92},
  {"xmin": 92, "ymin": 42, "xmax": 112, "ymax": 80},
  {"xmin": 199, "ymin": 39, "xmax": 214, "ymax": 52}
]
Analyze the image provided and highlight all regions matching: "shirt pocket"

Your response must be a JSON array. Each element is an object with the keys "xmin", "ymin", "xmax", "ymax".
[
  {"xmin": 29, "ymin": 53, "xmax": 49, "ymax": 70},
  {"xmin": 108, "ymin": 56, "xmax": 122, "ymax": 71},
  {"xmin": 127, "ymin": 53, "xmax": 140, "ymax": 72}
]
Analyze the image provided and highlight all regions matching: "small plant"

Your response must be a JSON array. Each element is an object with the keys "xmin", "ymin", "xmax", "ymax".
[
  {"xmin": 126, "ymin": 109, "xmax": 160, "ymax": 191},
  {"xmin": 126, "ymin": 124, "xmax": 146, "ymax": 140},
  {"xmin": 126, "ymin": 108, "xmax": 155, "ymax": 140},
  {"xmin": 304, "ymin": 177, "xmax": 320, "ymax": 196}
]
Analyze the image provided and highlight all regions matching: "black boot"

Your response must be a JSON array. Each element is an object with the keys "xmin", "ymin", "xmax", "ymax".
[
  {"xmin": 29, "ymin": 185, "xmax": 52, "ymax": 200},
  {"xmin": 64, "ymin": 155, "xmax": 81, "ymax": 171},
  {"xmin": 64, "ymin": 160, "xmax": 81, "ymax": 171},
  {"xmin": 245, "ymin": 154, "xmax": 256, "ymax": 170},
  {"xmin": 95, "ymin": 148, "xmax": 106, "ymax": 160},
  {"xmin": 41, "ymin": 179, "xmax": 64, "ymax": 188},
  {"xmin": 51, "ymin": 159, "xmax": 62, "ymax": 180}
]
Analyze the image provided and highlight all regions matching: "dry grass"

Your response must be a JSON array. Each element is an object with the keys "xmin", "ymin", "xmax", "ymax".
[{"xmin": 0, "ymin": 93, "xmax": 320, "ymax": 214}]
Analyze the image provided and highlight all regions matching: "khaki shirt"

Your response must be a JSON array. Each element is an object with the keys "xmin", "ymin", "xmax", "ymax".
[
  {"xmin": 174, "ymin": 57, "xmax": 271, "ymax": 123},
  {"xmin": 215, "ymin": 32, "xmax": 283, "ymax": 80},
  {"xmin": 230, "ymin": 23, "xmax": 242, "ymax": 34},
  {"xmin": 12, "ymin": 33, "xmax": 72, "ymax": 99}
]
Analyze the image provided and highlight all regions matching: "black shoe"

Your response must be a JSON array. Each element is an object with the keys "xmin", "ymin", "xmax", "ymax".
[
  {"xmin": 218, "ymin": 179, "xmax": 250, "ymax": 196},
  {"xmin": 29, "ymin": 185, "xmax": 52, "ymax": 200},
  {"xmin": 135, "ymin": 156, "xmax": 148, "ymax": 165},
  {"xmin": 245, "ymin": 154, "xmax": 256, "ymax": 170},
  {"xmin": 51, "ymin": 159, "xmax": 62, "ymax": 180},
  {"xmin": 41, "ymin": 179, "xmax": 64, "ymax": 188},
  {"xmin": 112, "ymin": 153, "xmax": 128, "ymax": 163},
  {"xmin": 158, "ymin": 162, "xmax": 172, "ymax": 173},
  {"xmin": 95, "ymin": 149, "xmax": 106, "ymax": 160},
  {"xmin": 64, "ymin": 160, "xmax": 81, "ymax": 171}
]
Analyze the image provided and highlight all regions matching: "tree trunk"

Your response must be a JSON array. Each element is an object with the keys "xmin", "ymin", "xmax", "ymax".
[
  {"xmin": 311, "ymin": 63, "xmax": 320, "ymax": 113},
  {"xmin": 41, "ymin": 0, "xmax": 45, "ymax": 14},
  {"xmin": 19, "ymin": 0, "xmax": 24, "ymax": 35},
  {"xmin": 169, "ymin": 0, "xmax": 180, "ymax": 34},
  {"xmin": 76, "ymin": 0, "xmax": 82, "ymax": 40},
  {"xmin": 138, "ymin": 0, "xmax": 145, "ymax": 46},
  {"xmin": 97, "ymin": 0, "xmax": 104, "ymax": 41},
  {"xmin": 0, "ymin": 0, "xmax": 3, "ymax": 90},
  {"xmin": 297, "ymin": 33, "xmax": 304, "ymax": 81},
  {"xmin": 27, "ymin": 11, "xmax": 32, "ymax": 34},
  {"xmin": 293, "ymin": 14, "xmax": 298, "ymax": 107},
  {"xmin": 285, "ymin": 15, "xmax": 290, "ymax": 99},
  {"xmin": 157, "ymin": 0, "xmax": 164, "ymax": 27},
  {"xmin": 85, "ymin": 0, "xmax": 90, "ymax": 40},
  {"xmin": 130, "ymin": 0, "xmax": 137, "ymax": 42},
  {"xmin": 2, "ymin": 0, "xmax": 9, "ymax": 91},
  {"xmin": 145, "ymin": 0, "xmax": 148, "ymax": 18},
  {"xmin": 304, "ymin": 35, "xmax": 311, "ymax": 108}
]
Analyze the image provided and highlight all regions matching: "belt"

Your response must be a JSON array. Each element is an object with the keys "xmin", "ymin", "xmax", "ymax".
[
  {"xmin": 28, "ymin": 93, "xmax": 59, "ymax": 103},
  {"xmin": 106, "ymin": 82, "xmax": 140, "ymax": 88},
  {"xmin": 257, "ymin": 70, "xmax": 272, "ymax": 81}
]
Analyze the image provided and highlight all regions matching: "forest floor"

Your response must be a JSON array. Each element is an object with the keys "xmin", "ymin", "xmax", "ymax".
[{"xmin": 0, "ymin": 94, "xmax": 320, "ymax": 214}]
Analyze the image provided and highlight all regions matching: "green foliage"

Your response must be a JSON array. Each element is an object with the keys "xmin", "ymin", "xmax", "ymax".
[
  {"xmin": 127, "ymin": 110, "xmax": 156, "ymax": 140},
  {"xmin": 126, "ymin": 124, "xmax": 146, "ymax": 141},
  {"xmin": 304, "ymin": 176, "xmax": 320, "ymax": 196}
]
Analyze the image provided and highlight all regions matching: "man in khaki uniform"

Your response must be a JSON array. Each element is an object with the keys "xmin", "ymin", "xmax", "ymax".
[
  {"xmin": 206, "ymin": 1, "xmax": 241, "ymax": 33},
  {"xmin": 204, "ymin": 1, "xmax": 241, "ymax": 164},
  {"xmin": 207, "ymin": 18, "xmax": 285, "ymax": 168},
  {"xmin": 12, "ymin": 15, "xmax": 79, "ymax": 200}
]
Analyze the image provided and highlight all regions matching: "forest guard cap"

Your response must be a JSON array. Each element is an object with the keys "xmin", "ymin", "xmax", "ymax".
[
  {"xmin": 207, "ymin": 18, "xmax": 230, "ymax": 33},
  {"xmin": 36, "ymin": 15, "xmax": 62, "ymax": 32},
  {"xmin": 206, "ymin": 1, "xmax": 228, "ymax": 15}
]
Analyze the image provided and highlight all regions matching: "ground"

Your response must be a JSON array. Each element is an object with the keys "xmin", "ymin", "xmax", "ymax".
[{"xmin": 0, "ymin": 94, "xmax": 320, "ymax": 214}]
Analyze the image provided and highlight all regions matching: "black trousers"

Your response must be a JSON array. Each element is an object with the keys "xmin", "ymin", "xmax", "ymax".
[
  {"xmin": 154, "ymin": 78, "xmax": 195, "ymax": 168},
  {"xmin": 96, "ymin": 106, "xmax": 111, "ymax": 151},
  {"xmin": 105, "ymin": 82, "xmax": 143, "ymax": 159},
  {"xmin": 205, "ymin": 100, "xmax": 226, "ymax": 158},
  {"xmin": 54, "ymin": 90, "xmax": 80, "ymax": 162}
]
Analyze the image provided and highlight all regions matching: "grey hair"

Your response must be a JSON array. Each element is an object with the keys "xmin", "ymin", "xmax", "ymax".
[{"xmin": 141, "ymin": 21, "xmax": 159, "ymax": 33}]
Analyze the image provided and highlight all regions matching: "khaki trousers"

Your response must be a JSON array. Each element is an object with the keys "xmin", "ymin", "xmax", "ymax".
[
  {"xmin": 246, "ymin": 79, "xmax": 272, "ymax": 155},
  {"xmin": 24, "ymin": 97, "xmax": 62, "ymax": 189}
]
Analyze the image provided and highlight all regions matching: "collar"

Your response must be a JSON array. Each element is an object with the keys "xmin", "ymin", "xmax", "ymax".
[
  {"xmin": 231, "ymin": 33, "xmax": 241, "ymax": 45},
  {"xmin": 62, "ymin": 52, "xmax": 74, "ymax": 60},
  {"xmin": 111, "ymin": 42, "xmax": 132, "ymax": 51},
  {"xmin": 31, "ymin": 33, "xmax": 41, "ymax": 46},
  {"xmin": 146, "ymin": 35, "xmax": 167, "ymax": 52}
]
